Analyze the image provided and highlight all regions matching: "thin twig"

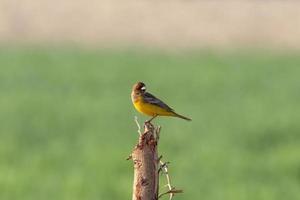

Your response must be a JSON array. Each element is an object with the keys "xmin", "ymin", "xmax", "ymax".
[
  {"xmin": 157, "ymin": 155, "xmax": 163, "ymax": 163},
  {"xmin": 126, "ymin": 155, "xmax": 132, "ymax": 160},
  {"xmin": 158, "ymin": 161, "xmax": 170, "ymax": 174},
  {"xmin": 159, "ymin": 160, "xmax": 183, "ymax": 199},
  {"xmin": 134, "ymin": 116, "xmax": 142, "ymax": 136},
  {"xmin": 160, "ymin": 160, "xmax": 173, "ymax": 199},
  {"xmin": 155, "ymin": 126, "xmax": 161, "ymax": 140},
  {"xmin": 127, "ymin": 117, "xmax": 142, "ymax": 161},
  {"xmin": 158, "ymin": 188, "xmax": 183, "ymax": 199}
]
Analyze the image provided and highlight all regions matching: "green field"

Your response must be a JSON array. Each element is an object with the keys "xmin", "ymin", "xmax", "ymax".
[{"xmin": 0, "ymin": 47, "xmax": 299, "ymax": 200}]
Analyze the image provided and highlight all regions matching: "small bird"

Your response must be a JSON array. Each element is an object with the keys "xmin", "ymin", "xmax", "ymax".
[{"xmin": 131, "ymin": 82, "xmax": 191, "ymax": 122}]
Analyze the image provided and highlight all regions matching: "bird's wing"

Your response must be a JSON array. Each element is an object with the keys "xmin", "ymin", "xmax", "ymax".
[{"xmin": 143, "ymin": 92, "xmax": 174, "ymax": 112}]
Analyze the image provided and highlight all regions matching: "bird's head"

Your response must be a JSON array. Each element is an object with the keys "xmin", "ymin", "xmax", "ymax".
[{"xmin": 132, "ymin": 82, "xmax": 146, "ymax": 95}]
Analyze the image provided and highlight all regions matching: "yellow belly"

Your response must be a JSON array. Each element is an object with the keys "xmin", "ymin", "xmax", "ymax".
[{"xmin": 133, "ymin": 99, "xmax": 175, "ymax": 117}]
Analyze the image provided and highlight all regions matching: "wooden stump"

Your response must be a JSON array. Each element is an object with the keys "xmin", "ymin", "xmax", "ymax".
[{"xmin": 131, "ymin": 122, "xmax": 159, "ymax": 200}]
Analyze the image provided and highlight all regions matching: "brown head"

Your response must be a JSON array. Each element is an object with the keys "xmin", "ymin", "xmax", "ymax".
[
  {"xmin": 132, "ymin": 82, "xmax": 146, "ymax": 93},
  {"xmin": 131, "ymin": 82, "xmax": 146, "ymax": 102}
]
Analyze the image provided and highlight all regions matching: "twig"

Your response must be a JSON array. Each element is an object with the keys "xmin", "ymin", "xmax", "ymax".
[
  {"xmin": 158, "ymin": 188, "xmax": 183, "ymax": 199},
  {"xmin": 160, "ymin": 160, "xmax": 173, "ymax": 199},
  {"xmin": 155, "ymin": 126, "xmax": 161, "ymax": 140},
  {"xmin": 158, "ymin": 161, "xmax": 169, "ymax": 174},
  {"xmin": 126, "ymin": 155, "xmax": 132, "ymax": 160},
  {"xmin": 159, "ymin": 160, "xmax": 183, "ymax": 199},
  {"xmin": 134, "ymin": 116, "xmax": 142, "ymax": 136},
  {"xmin": 127, "ymin": 117, "xmax": 142, "ymax": 161}
]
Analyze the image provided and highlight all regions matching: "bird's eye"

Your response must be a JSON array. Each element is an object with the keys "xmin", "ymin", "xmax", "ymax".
[{"xmin": 140, "ymin": 86, "xmax": 146, "ymax": 91}]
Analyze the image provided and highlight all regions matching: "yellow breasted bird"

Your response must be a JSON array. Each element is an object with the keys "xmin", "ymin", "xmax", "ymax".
[{"xmin": 131, "ymin": 82, "xmax": 191, "ymax": 122}]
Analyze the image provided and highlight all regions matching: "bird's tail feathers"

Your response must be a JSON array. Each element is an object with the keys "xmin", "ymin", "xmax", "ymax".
[{"xmin": 172, "ymin": 112, "xmax": 192, "ymax": 121}]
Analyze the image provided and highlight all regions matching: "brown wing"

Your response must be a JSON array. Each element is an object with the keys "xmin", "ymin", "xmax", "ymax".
[{"xmin": 143, "ymin": 92, "xmax": 174, "ymax": 112}]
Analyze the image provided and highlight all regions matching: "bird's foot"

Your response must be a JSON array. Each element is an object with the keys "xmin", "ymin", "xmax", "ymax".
[{"xmin": 145, "ymin": 115, "xmax": 158, "ymax": 124}]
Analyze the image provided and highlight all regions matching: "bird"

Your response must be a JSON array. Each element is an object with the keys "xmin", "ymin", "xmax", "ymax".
[{"xmin": 131, "ymin": 82, "xmax": 191, "ymax": 122}]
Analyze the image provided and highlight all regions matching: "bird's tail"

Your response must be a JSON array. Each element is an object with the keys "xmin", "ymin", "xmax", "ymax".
[{"xmin": 172, "ymin": 112, "xmax": 192, "ymax": 121}]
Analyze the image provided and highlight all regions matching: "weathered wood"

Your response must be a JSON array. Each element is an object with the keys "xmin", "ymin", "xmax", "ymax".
[{"xmin": 131, "ymin": 122, "xmax": 159, "ymax": 200}]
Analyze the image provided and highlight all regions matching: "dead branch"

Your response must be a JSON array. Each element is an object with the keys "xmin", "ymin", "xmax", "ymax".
[
  {"xmin": 158, "ymin": 188, "xmax": 184, "ymax": 199},
  {"xmin": 134, "ymin": 116, "xmax": 142, "ymax": 136},
  {"xmin": 158, "ymin": 160, "xmax": 183, "ymax": 200},
  {"xmin": 130, "ymin": 118, "xmax": 182, "ymax": 200},
  {"xmin": 131, "ymin": 120, "xmax": 159, "ymax": 200}
]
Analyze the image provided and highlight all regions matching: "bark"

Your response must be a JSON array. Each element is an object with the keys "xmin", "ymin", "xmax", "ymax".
[{"xmin": 131, "ymin": 122, "xmax": 159, "ymax": 200}]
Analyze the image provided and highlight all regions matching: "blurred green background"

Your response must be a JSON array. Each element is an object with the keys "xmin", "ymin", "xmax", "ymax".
[
  {"xmin": 1, "ymin": 1, "xmax": 300, "ymax": 199},
  {"xmin": 0, "ymin": 47, "xmax": 299, "ymax": 200}
]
